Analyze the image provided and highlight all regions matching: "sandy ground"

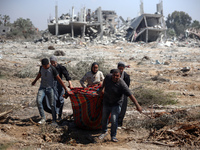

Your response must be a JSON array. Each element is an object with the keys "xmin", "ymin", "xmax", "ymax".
[{"xmin": 0, "ymin": 40, "xmax": 200, "ymax": 149}]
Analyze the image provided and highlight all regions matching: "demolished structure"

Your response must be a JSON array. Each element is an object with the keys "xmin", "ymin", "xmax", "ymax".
[
  {"xmin": 125, "ymin": 0, "xmax": 167, "ymax": 42},
  {"xmin": 0, "ymin": 25, "xmax": 11, "ymax": 36},
  {"xmin": 185, "ymin": 28, "xmax": 200, "ymax": 40},
  {"xmin": 48, "ymin": 6, "xmax": 117, "ymax": 39},
  {"xmin": 47, "ymin": 0, "xmax": 166, "ymax": 43}
]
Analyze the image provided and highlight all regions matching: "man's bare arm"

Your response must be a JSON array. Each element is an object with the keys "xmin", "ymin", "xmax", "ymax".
[
  {"xmin": 32, "ymin": 73, "xmax": 41, "ymax": 86},
  {"xmin": 129, "ymin": 95, "xmax": 142, "ymax": 113},
  {"xmin": 68, "ymin": 80, "xmax": 73, "ymax": 89}
]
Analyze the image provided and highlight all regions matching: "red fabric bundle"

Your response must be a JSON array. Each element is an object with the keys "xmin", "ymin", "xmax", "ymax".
[{"xmin": 68, "ymin": 85, "xmax": 103, "ymax": 129}]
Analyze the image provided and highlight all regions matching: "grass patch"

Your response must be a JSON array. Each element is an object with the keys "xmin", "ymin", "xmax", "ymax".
[
  {"xmin": 0, "ymin": 74, "xmax": 5, "ymax": 79},
  {"xmin": 132, "ymin": 87, "xmax": 177, "ymax": 106},
  {"xmin": 0, "ymin": 142, "xmax": 15, "ymax": 150}
]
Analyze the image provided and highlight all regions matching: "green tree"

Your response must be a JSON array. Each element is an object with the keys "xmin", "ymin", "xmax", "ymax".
[
  {"xmin": 11, "ymin": 17, "xmax": 36, "ymax": 38},
  {"xmin": 166, "ymin": 11, "xmax": 192, "ymax": 36},
  {"xmin": 191, "ymin": 20, "xmax": 200, "ymax": 29},
  {"xmin": 166, "ymin": 28, "xmax": 176, "ymax": 37}
]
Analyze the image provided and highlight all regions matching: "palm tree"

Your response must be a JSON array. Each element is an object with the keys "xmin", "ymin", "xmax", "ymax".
[{"xmin": 3, "ymin": 15, "xmax": 10, "ymax": 26}]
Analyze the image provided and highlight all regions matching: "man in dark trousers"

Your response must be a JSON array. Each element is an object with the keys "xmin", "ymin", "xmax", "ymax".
[
  {"xmin": 50, "ymin": 55, "xmax": 73, "ymax": 120},
  {"xmin": 117, "ymin": 62, "xmax": 130, "ymax": 127},
  {"xmin": 32, "ymin": 58, "xmax": 68, "ymax": 126},
  {"xmin": 98, "ymin": 69, "xmax": 142, "ymax": 142}
]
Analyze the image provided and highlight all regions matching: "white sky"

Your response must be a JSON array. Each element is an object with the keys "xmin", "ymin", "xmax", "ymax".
[{"xmin": 0, "ymin": 0, "xmax": 199, "ymax": 30}]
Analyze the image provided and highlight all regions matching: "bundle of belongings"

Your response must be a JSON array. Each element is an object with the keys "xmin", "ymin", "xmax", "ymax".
[
  {"xmin": 43, "ymin": 84, "xmax": 104, "ymax": 129},
  {"xmin": 67, "ymin": 84, "xmax": 103, "ymax": 129}
]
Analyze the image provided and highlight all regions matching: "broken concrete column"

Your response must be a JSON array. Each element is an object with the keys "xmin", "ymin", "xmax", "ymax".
[
  {"xmin": 97, "ymin": 7, "xmax": 103, "ymax": 40},
  {"xmin": 71, "ymin": 6, "xmax": 74, "ymax": 38},
  {"xmin": 55, "ymin": 5, "xmax": 59, "ymax": 36}
]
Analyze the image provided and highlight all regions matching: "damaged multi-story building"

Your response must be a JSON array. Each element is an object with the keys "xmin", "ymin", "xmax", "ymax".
[
  {"xmin": 126, "ymin": 0, "xmax": 167, "ymax": 42},
  {"xmin": 48, "ymin": 6, "xmax": 117, "ymax": 38},
  {"xmin": 47, "ymin": 0, "xmax": 166, "ymax": 43}
]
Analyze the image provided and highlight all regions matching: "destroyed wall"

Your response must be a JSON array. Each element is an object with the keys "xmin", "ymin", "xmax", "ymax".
[
  {"xmin": 0, "ymin": 25, "xmax": 10, "ymax": 36},
  {"xmin": 102, "ymin": 10, "xmax": 118, "ymax": 28}
]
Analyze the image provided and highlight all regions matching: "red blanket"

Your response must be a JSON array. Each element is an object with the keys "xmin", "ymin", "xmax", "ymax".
[{"xmin": 67, "ymin": 85, "xmax": 103, "ymax": 130}]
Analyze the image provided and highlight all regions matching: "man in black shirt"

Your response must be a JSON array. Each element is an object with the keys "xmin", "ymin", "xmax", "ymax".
[
  {"xmin": 117, "ymin": 62, "xmax": 130, "ymax": 127},
  {"xmin": 50, "ymin": 56, "xmax": 73, "ymax": 120},
  {"xmin": 98, "ymin": 69, "xmax": 142, "ymax": 142}
]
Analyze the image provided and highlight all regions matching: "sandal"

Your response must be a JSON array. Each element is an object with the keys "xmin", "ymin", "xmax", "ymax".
[
  {"xmin": 99, "ymin": 132, "xmax": 108, "ymax": 140},
  {"xmin": 111, "ymin": 137, "xmax": 118, "ymax": 142}
]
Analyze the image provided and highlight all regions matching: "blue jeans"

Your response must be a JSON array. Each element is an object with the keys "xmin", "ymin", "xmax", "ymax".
[
  {"xmin": 101, "ymin": 104, "xmax": 121, "ymax": 138},
  {"xmin": 36, "ymin": 87, "xmax": 56, "ymax": 121}
]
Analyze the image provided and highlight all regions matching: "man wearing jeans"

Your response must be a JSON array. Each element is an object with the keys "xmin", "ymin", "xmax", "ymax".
[
  {"xmin": 98, "ymin": 69, "xmax": 142, "ymax": 142},
  {"xmin": 32, "ymin": 58, "xmax": 68, "ymax": 126}
]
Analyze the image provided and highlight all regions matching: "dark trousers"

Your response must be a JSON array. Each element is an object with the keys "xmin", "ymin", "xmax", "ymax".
[{"xmin": 118, "ymin": 96, "xmax": 127, "ymax": 126}]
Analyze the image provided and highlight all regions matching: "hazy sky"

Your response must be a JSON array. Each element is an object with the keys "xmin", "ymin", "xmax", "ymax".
[{"xmin": 0, "ymin": 0, "xmax": 199, "ymax": 30}]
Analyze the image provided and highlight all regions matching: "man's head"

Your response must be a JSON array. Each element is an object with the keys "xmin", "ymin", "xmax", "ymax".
[
  {"xmin": 91, "ymin": 62, "xmax": 99, "ymax": 74},
  {"xmin": 41, "ymin": 58, "xmax": 50, "ymax": 69},
  {"xmin": 50, "ymin": 55, "xmax": 57, "ymax": 67},
  {"xmin": 117, "ymin": 62, "xmax": 125, "ymax": 74},
  {"xmin": 112, "ymin": 69, "xmax": 121, "ymax": 82}
]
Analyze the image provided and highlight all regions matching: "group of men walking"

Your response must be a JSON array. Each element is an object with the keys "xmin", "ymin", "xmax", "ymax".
[{"xmin": 32, "ymin": 56, "xmax": 142, "ymax": 142}]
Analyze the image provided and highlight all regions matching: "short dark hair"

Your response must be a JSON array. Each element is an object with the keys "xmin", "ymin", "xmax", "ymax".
[
  {"xmin": 118, "ymin": 62, "xmax": 125, "ymax": 68},
  {"xmin": 110, "ymin": 69, "xmax": 115, "ymax": 73},
  {"xmin": 41, "ymin": 58, "xmax": 49, "ymax": 65},
  {"xmin": 112, "ymin": 69, "xmax": 120, "ymax": 74}
]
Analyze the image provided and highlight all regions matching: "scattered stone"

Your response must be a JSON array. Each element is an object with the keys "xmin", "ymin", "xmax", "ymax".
[
  {"xmin": 164, "ymin": 61, "xmax": 170, "ymax": 65},
  {"xmin": 142, "ymin": 56, "xmax": 150, "ymax": 60},
  {"xmin": 129, "ymin": 57, "xmax": 135, "ymax": 60},
  {"xmin": 181, "ymin": 67, "xmax": 190, "ymax": 72},
  {"xmin": 48, "ymin": 46, "xmax": 55, "ymax": 50},
  {"xmin": 54, "ymin": 50, "xmax": 65, "ymax": 56}
]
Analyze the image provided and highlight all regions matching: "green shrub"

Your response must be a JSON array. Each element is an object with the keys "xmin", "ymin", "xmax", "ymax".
[
  {"xmin": 14, "ymin": 64, "xmax": 38, "ymax": 78},
  {"xmin": 132, "ymin": 87, "xmax": 177, "ymax": 106}
]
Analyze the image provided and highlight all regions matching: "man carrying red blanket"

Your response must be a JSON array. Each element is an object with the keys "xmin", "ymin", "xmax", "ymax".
[{"xmin": 98, "ymin": 69, "xmax": 142, "ymax": 142}]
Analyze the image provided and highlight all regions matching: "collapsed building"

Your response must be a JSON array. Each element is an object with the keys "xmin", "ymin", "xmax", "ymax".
[
  {"xmin": 47, "ymin": 0, "xmax": 166, "ymax": 43},
  {"xmin": 185, "ymin": 28, "xmax": 200, "ymax": 40},
  {"xmin": 48, "ymin": 6, "xmax": 117, "ymax": 39},
  {"xmin": 125, "ymin": 0, "xmax": 167, "ymax": 42}
]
